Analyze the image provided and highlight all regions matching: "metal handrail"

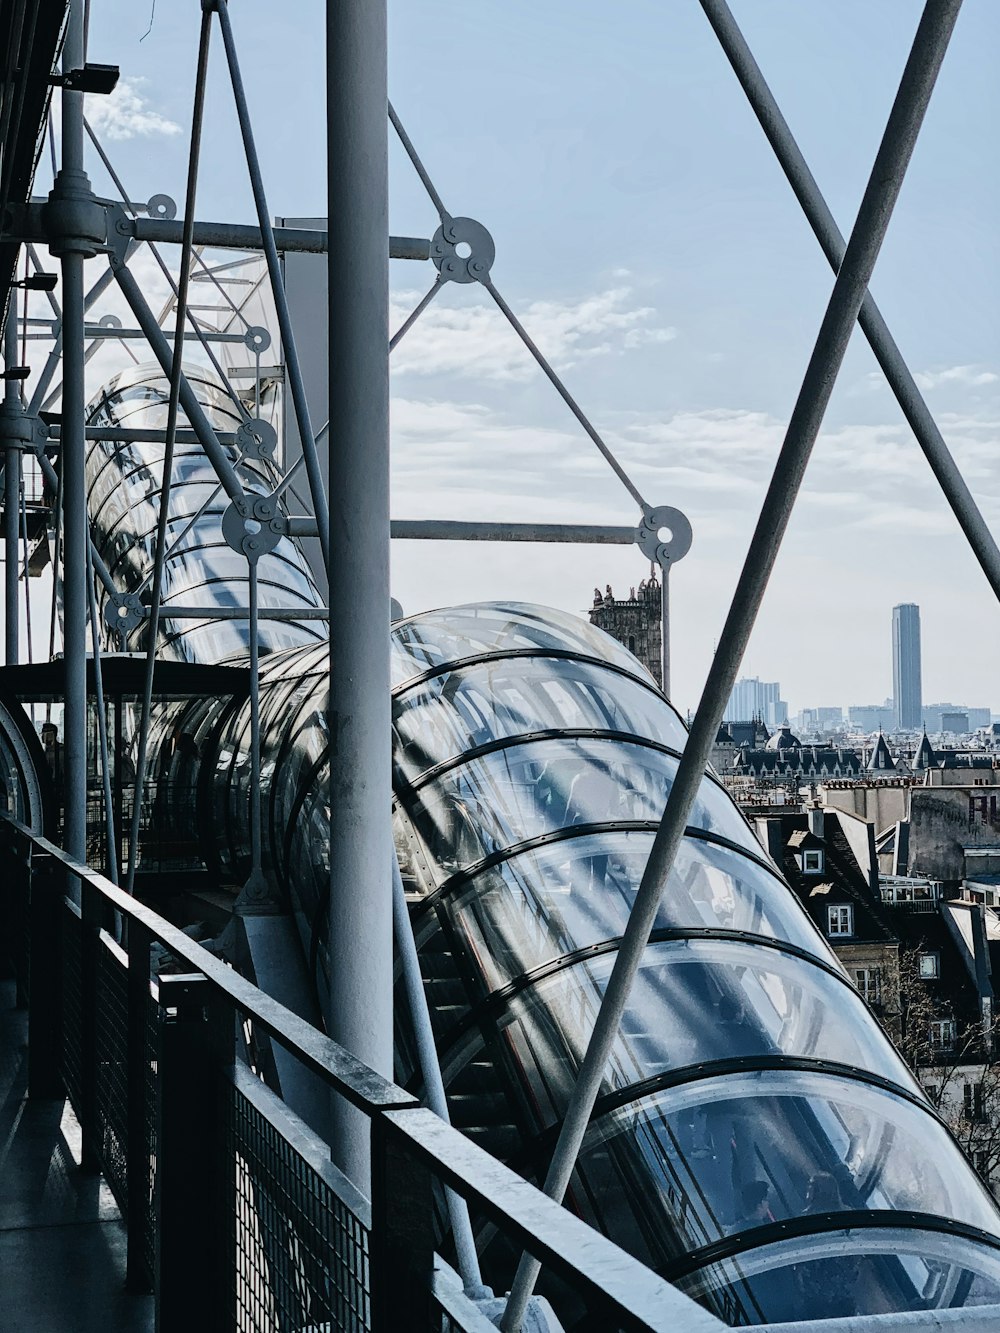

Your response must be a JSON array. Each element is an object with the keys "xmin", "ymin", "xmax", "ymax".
[{"xmin": 1, "ymin": 813, "xmax": 725, "ymax": 1333}]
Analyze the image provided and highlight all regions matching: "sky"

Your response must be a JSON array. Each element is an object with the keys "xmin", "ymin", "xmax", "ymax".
[{"xmin": 12, "ymin": 0, "xmax": 1000, "ymax": 717}]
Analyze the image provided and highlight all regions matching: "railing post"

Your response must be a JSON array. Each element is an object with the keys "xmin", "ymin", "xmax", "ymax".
[
  {"xmin": 2, "ymin": 822, "xmax": 30, "ymax": 1007},
  {"xmin": 126, "ymin": 918, "xmax": 154, "ymax": 1292},
  {"xmin": 370, "ymin": 1110, "xmax": 435, "ymax": 1332},
  {"xmin": 28, "ymin": 849, "xmax": 65, "ymax": 1099},
  {"xmin": 155, "ymin": 973, "xmax": 234, "ymax": 1332},
  {"xmin": 79, "ymin": 871, "xmax": 102, "ymax": 1171}
]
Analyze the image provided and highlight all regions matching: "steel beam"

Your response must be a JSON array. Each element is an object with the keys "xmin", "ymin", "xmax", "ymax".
[
  {"xmin": 4, "ymin": 290, "xmax": 20, "ymax": 664},
  {"xmin": 126, "ymin": 215, "xmax": 429, "ymax": 260}
]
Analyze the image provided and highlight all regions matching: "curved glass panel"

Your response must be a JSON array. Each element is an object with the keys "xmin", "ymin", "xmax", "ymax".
[
  {"xmin": 403, "ymin": 738, "xmax": 756, "ymax": 882},
  {"xmin": 441, "ymin": 941, "xmax": 919, "ymax": 1120},
  {"xmin": 675, "ymin": 1230, "xmax": 1000, "ymax": 1325},
  {"xmin": 394, "ymin": 655, "xmax": 686, "ymax": 783},
  {"xmin": 86, "ymin": 363, "xmax": 323, "ymax": 661},
  {"xmin": 417, "ymin": 831, "xmax": 834, "ymax": 988},
  {"xmin": 572, "ymin": 1070, "xmax": 997, "ymax": 1270},
  {"xmin": 390, "ymin": 603, "xmax": 655, "ymax": 688}
]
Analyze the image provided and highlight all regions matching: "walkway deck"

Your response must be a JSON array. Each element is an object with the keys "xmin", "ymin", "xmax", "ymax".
[{"xmin": 0, "ymin": 976, "xmax": 153, "ymax": 1333}]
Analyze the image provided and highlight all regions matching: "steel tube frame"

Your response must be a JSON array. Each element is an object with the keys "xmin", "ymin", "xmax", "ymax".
[
  {"xmin": 215, "ymin": 0, "xmax": 331, "ymax": 573},
  {"xmin": 26, "ymin": 262, "xmax": 119, "ymax": 417},
  {"xmin": 500, "ymin": 1, "xmax": 963, "ymax": 1325},
  {"xmin": 112, "ymin": 261, "xmax": 246, "ymax": 506},
  {"xmin": 325, "ymin": 0, "xmax": 393, "ymax": 1190},
  {"xmin": 700, "ymin": 0, "xmax": 1000, "ymax": 603},
  {"xmin": 4, "ymin": 290, "xmax": 20, "ymax": 664},
  {"xmin": 57, "ymin": 0, "xmax": 88, "ymax": 869},
  {"xmin": 124, "ymin": 7, "xmax": 213, "ymax": 897},
  {"xmin": 391, "ymin": 853, "xmax": 484, "ymax": 1294},
  {"xmin": 127, "ymin": 214, "xmax": 430, "ymax": 260},
  {"xmin": 287, "ymin": 516, "xmax": 640, "ymax": 544}
]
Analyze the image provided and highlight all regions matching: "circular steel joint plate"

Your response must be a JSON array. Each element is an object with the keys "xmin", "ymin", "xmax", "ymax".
[
  {"xmin": 431, "ymin": 217, "xmax": 495, "ymax": 285},
  {"xmin": 222, "ymin": 498, "xmax": 283, "ymax": 560},
  {"xmin": 146, "ymin": 194, "xmax": 177, "ymax": 221},
  {"xmin": 103, "ymin": 592, "xmax": 145, "ymax": 637},
  {"xmin": 243, "ymin": 325, "xmax": 271, "ymax": 354},
  {"xmin": 236, "ymin": 419, "xmax": 277, "ymax": 461},
  {"xmin": 636, "ymin": 505, "xmax": 692, "ymax": 568}
]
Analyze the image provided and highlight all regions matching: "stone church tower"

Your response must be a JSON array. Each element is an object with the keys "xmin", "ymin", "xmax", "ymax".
[{"xmin": 588, "ymin": 574, "xmax": 663, "ymax": 690}]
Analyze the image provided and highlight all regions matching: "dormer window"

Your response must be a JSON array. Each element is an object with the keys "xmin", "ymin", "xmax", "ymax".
[
  {"xmin": 803, "ymin": 849, "xmax": 824, "ymax": 874},
  {"xmin": 828, "ymin": 905, "xmax": 854, "ymax": 937}
]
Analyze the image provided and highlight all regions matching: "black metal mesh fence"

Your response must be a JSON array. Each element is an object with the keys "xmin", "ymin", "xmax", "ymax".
[
  {"xmin": 225, "ymin": 1071, "xmax": 371, "ymax": 1333},
  {"xmin": 94, "ymin": 937, "xmax": 130, "ymax": 1211},
  {"xmin": 61, "ymin": 904, "xmax": 83, "ymax": 1118}
]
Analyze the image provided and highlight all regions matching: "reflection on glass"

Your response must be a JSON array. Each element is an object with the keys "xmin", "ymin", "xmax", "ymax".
[
  {"xmin": 576, "ymin": 1071, "xmax": 997, "ymax": 1262},
  {"xmin": 391, "ymin": 603, "xmax": 656, "ymax": 688},
  {"xmin": 675, "ymin": 1230, "xmax": 1000, "ymax": 1326},
  {"xmin": 394, "ymin": 655, "xmax": 686, "ymax": 782},
  {"xmin": 443, "ymin": 943, "xmax": 919, "ymax": 1127},
  {"xmin": 419, "ymin": 831, "xmax": 834, "ymax": 990},
  {"xmin": 405, "ymin": 738, "xmax": 755, "ymax": 882}
]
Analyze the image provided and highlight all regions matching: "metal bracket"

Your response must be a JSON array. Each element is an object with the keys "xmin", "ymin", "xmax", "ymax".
[
  {"xmin": 243, "ymin": 326, "xmax": 271, "ymax": 355},
  {"xmin": 103, "ymin": 591, "xmax": 145, "ymax": 640},
  {"xmin": 221, "ymin": 495, "xmax": 286, "ymax": 560},
  {"xmin": 431, "ymin": 217, "xmax": 495, "ymax": 285},
  {"xmin": 235, "ymin": 418, "xmax": 277, "ymax": 461},
  {"xmin": 0, "ymin": 401, "xmax": 49, "ymax": 452},
  {"xmin": 635, "ymin": 505, "xmax": 693, "ymax": 569},
  {"xmin": 146, "ymin": 194, "xmax": 177, "ymax": 221}
]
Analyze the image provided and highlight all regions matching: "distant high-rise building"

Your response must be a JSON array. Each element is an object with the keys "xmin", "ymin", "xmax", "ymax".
[
  {"xmin": 725, "ymin": 677, "xmax": 786, "ymax": 728},
  {"xmin": 892, "ymin": 603, "xmax": 922, "ymax": 730}
]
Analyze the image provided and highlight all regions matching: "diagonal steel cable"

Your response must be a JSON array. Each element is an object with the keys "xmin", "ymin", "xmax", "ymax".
[
  {"xmin": 389, "ymin": 277, "xmax": 442, "ymax": 350},
  {"xmin": 125, "ymin": 7, "xmax": 213, "ymax": 895},
  {"xmin": 389, "ymin": 100, "xmax": 450, "ymax": 222},
  {"xmin": 500, "ymin": 0, "xmax": 963, "ymax": 1325},
  {"xmin": 84, "ymin": 116, "xmax": 252, "ymax": 423},
  {"xmin": 700, "ymin": 0, "xmax": 1000, "ymax": 603},
  {"xmin": 215, "ymin": 0, "xmax": 330, "ymax": 574},
  {"xmin": 483, "ymin": 276, "xmax": 650, "ymax": 513}
]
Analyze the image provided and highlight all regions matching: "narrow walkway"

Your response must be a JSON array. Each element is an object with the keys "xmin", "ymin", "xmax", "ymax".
[{"xmin": 0, "ymin": 977, "xmax": 154, "ymax": 1333}]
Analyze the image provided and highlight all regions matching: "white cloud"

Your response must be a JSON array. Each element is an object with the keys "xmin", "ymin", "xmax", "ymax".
[
  {"xmin": 390, "ymin": 285, "xmax": 677, "ymax": 381},
  {"xmin": 86, "ymin": 77, "xmax": 181, "ymax": 142},
  {"xmin": 914, "ymin": 364, "xmax": 999, "ymax": 391}
]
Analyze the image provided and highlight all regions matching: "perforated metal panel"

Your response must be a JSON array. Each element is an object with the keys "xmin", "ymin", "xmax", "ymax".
[
  {"xmin": 61, "ymin": 904, "xmax": 83, "ymax": 1118},
  {"xmin": 225, "ymin": 1069, "xmax": 371, "ymax": 1332},
  {"xmin": 95, "ymin": 936, "xmax": 129, "ymax": 1209}
]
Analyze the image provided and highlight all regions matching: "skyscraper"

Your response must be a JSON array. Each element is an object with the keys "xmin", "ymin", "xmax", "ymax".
[{"xmin": 892, "ymin": 603, "xmax": 922, "ymax": 730}]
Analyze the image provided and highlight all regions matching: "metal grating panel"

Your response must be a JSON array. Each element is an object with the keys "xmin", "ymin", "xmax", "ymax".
[
  {"xmin": 225, "ymin": 1070, "xmax": 371, "ymax": 1333},
  {"xmin": 94, "ymin": 935, "xmax": 130, "ymax": 1211},
  {"xmin": 144, "ymin": 983, "xmax": 159, "ymax": 1280},
  {"xmin": 61, "ymin": 904, "xmax": 83, "ymax": 1118}
]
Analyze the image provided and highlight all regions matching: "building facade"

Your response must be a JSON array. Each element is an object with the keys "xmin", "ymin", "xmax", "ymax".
[
  {"xmin": 893, "ymin": 602, "xmax": 923, "ymax": 730},
  {"xmin": 588, "ymin": 577, "xmax": 662, "ymax": 689}
]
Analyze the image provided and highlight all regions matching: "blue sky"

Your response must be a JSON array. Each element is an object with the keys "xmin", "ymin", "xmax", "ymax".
[{"xmin": 25, "ymin": 0, "xmax": 1000, "ymax": 714}]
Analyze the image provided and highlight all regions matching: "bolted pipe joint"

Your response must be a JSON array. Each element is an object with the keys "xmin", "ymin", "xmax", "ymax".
[
  {"xmin": 0, "ymin": 400, "xmax": 48, "ymax": 451},
  {"xmin": 221, "ymin": 496, "xmax": 286, "ymax": 560},
  {"xmin": 43, "ymin": 168, "xmax": 107, "ymax": 259}
]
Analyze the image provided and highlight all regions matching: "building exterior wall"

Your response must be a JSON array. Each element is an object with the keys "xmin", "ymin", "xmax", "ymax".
[
  {"xmin": 819, "ymin": 781, "xmax": 911, "ymax": 830},
  {"xmin": 588, "ymin": 579, "xmax": 662, "ymax": 689},
  {"xmin": 909, "ymin": 785, "xmax": 1000, "ymax": 881},
  {"xmin": 892, "ymin": 603, "xmax": 923, "ymax": 730}
]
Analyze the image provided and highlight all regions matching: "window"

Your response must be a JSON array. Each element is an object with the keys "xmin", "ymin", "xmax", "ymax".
[
  {"xmin": 964, "ymin": 1082, "xmax": 986, "ymax": 1122},
  {"xmin": 924, "ymin": 1082, "xmax": 939, "ymax": 1103},
  {"xmin": 853, "ymin": 968, "xmax": 881, "ymax": 1005},
  {"xmin": 827, "ymin": 905, "xmax": 854, "ymax": 937},
  {"xmin": 975, "ymin": 1151, "xmax": 991, "ymax": 1183},
  {"xmin": 929, "ymin": 1019, "xmax": 956, "ymax": 1049},
  {"xmin": 803, "ymin": 849, "xmax": 824, "ymax": 874},
  {"xmin": 919, "ymin": 952, "xmax": 940, "ymax": 980}
]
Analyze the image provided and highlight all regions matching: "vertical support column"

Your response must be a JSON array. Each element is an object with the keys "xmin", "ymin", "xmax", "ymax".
[
  {"xmin": 49, "ymin": 0, "xmax": 99, "ymax": 871},
  {"xmin": 155, "ymin": 974, "xmax": 234, "ymax": 1331},
  {"xmin": 325, "ymin": 0, "xmax": 392, "ymax": 1189},
  {"xmin": 370, "ymin": 1113, "xmax": 435, "ymax": 1333},
  {"xmin": 126, "ymin": 918, "xmax": 154, "ymax": 1292},
  {"xmin": 4, "ymin": 291, "xmax": 21, "ymax": 665},
  {"xmin": 659, "ymin": 566, "xmax": 670, "ymax": 699},
  {"xmin": 28, "ymin": 850, "xmax": 64, "ymax": 1098},
  {"xmin": 79, "ymin": 871, "xmax": 101, "ymax": 1171}
]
